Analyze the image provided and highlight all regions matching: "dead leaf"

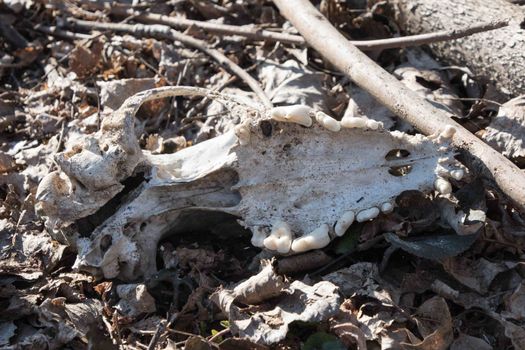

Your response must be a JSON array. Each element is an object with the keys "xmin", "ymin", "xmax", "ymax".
[
  {"xmin": 482, "ymin": 96, "xmax": 525, "ymax": 164},
  {"xmin": 212, "ymin": 260, "xmax": 340, "ymax": 345},
  {"xmin": 504, "ymin": 282, "xmax": 525, "ymax": 320},
  {"xmin": 450, "ymin": 333, "xmax": 493, "ymax": 350},
  {"xmin": 405, "ymin": 296, "xmax": 453, "ymax": 350}
]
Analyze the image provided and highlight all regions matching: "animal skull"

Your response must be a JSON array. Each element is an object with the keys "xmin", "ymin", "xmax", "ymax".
[{"xmin": 36, "ymin": 86, "xmax": 463, "ymax": 280}]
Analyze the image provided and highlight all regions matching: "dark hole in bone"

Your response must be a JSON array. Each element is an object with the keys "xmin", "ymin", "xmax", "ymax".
[
  {"xmin": 157, "ymin": 211, "xmax": 256, "ymax": 279},
  {"xmin": 385, "ymin": 149, "xmax": 411, "ymax": 160},
  {"xmin": 75, "ymin": 172, "xmax": 146, "ymax": 237},
  {"xmin": 389, "ymin": 165, "xmax": 412, "ymax": 177},
  {"xmin": 260, "ymin": 120, "xmax": 272, "ymax": 137},
  {"xmin": 415, "ymin": 76, "xmax": 441, "ymax": 91},
  {"xmin": 100, "ymin": 235, "xmax": 112, "ymax": 253}
]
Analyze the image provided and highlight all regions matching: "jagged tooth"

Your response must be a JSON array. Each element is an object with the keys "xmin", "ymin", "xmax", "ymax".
[
  {"xmin": 449, "ymin": 169, "xmax": 465, "ymax": 181},
  {"xmin": 270, "ymin": 105, "xmax": 313, "ymax": 127},
  {"xmin": 234, "ymin": 124, "xmax": 250, "ymax": 145},
  {"xmin": 263, "ymin": 221, "xmax": 293, "ymax": 253},
  {"xmin": 380, "ymin": 202, "xmax": 394, "ymax": 214},
  {"xmin": 291, "ymin": 224, "xmax": 330, "ymax": 253},
  {"xmin": 251, "ymin": 226, "xmax": 269, "ymax": 248},
  {"xmin": 356, "ymin": 207, "xmax": 380, "ymax": 222},
  {"xmin": 365, "ymin": 119, "xmax": 381, "ymax": 130},
  {"xmin": 315, "ymin": 111, "xmax": 341, "ymax": 132},
  {"xmin": 334, "ymin": 211, "xmax": 355, "ymax": 237},
  {"xmin": 440, "ymin": 125, "xmax": 457, "ymax": 139},
  {"xmin": 434, "ymin": 177, "xmax": 452, "ymax": 194},
  {"xmin": 340, "ymin": 116, "xmax": 367, "ymax": 129}
]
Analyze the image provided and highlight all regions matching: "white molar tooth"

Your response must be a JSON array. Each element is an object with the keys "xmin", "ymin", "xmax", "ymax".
[
  {"xmin": 440, "ymin": 125, "xmax": 457, "ymax": 139},
  {"xmin": 365, "ymin": 119, "xmax": 381, "ymax": 130},
  {"xmin": 270, "ymin": 105, "xmax": 313, "ymax": 127},
  {"xmin": 340, "ymin": 116, "xmax": 367, "ymax": 129},
  {"xmin": 234, "ymin": 124, "xmax": 250, "ymax": 145},
  {"xmin": 356, "ymin": 207, "xmax": 380, "ymax": 222},
  {"xmin": 380, "ymin": 202, "xmax": 394, "ymax": 214},
  {"xmin": 434, "ymin": 177, "xmax": 452, "ymax": 194},
  {"xmin": 315, "ymin": 111, "xmax": 341, "ymax": 132},
  {"xmin": 263, "ymin": 221, "xmax": 293, "ymax": 253},
  {"xmin": 449, "ymin": 169, "xmax": 465, "ymax": 181},
  {"xmin": 334, "ymin": 211, "xmax": 355, "ymax": 237},
  {"xmin": 251, "ymin": 226, "xmax": 269, "ymax": 248},
  {"xmin": 291, "ymin": 224, "xmax": 330, "ymax": 253}
]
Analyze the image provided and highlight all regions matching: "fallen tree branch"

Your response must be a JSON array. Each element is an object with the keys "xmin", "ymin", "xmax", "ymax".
[
  {"xmin": 272, "ymin": 0, "xmax": 525, "ymax": 211},
  {"xmin": 65, "ymin": 18, "xmax": 272, "ymax": 108},
  {"xmin": 73, "ymin": 2, "xmax": 508, "ymax": 51}
]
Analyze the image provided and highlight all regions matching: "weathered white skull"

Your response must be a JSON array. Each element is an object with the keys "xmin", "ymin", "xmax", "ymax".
[{"xmin": 36, "ymin": 86, "xmax": 463, "ymax": 280}]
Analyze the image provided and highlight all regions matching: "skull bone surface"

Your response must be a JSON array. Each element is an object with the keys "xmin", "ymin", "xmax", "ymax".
[{"xmin": 36, "ymin": 86, "xmax": 463, "ymax": 280}]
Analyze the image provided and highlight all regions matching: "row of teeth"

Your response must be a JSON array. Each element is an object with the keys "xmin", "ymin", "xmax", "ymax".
[
  {"xmin": 251, "ymin": 202, "xmax": 394, "ymax": 254},
  {"xmin": 269, "ymin": 105, "xmax": 383, "ymax": 131},
  {"xmin": 235, "ymin": 104, "xmax": 457, "ymax": 142}
]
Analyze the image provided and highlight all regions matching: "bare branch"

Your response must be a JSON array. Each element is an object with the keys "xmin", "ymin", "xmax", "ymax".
[
  {"xmin": 65, "ymin": 18, "xmax": 272, "ymax": 108},
  {"xmin": 73, "ymin": 2, "xmax": 508, "ymax": 51},
  {"xmin": 272, "ymin": 0, "xmax": 525, "ymax": 211}
]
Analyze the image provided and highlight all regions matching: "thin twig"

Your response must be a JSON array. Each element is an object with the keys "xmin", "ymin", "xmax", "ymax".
[
  {"xmin": 34, "ymin": 24, "xmax": 93, "ymax": 40},
  {"xmin": 272, "ymin": 0, "xmax": 525, "ymax": 212},
  {"xmin": 64, "ymin": 18, "xmax": 272, "ymax": 108},
  {"xmin": 208, "ymin": 328, "xmax": 230, "ymax": 343},
  {"xmin": 74, "ymin": 2, "xmax": 508, "ymax": 51}
]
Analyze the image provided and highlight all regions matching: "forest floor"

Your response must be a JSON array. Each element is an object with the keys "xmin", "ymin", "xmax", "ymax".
[{"xmin": 1, "ymin": 1, "xmax": 525, "ymax": 349}]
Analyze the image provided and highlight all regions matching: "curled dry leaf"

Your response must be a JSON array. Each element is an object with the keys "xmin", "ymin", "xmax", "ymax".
[
  {"xmin": 406, "ymin": 296, "xmax": 453, "ymax": 350},
  {"xmin": 35, "ymin": 86, "xmax": 464, "ymax": 280},
  {"xmin": 482, "ymin": 95, "xmax": 525, "ymax": 164},
  {"xmin": 211, "ymin": 260, "xmax": 340, "ymax": 345},
  {"xmin": 115, "ymin": 283, "xmax": 156, "ymax": 318},
  {"xmin": 450, "ymin": 333, "xmax": 493, "ymax": 350}
]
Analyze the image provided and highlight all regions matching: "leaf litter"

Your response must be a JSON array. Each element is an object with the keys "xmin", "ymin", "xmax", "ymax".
[{"xmin": 0, "ymin": 0, "xmax": 524, "ymax": 349}]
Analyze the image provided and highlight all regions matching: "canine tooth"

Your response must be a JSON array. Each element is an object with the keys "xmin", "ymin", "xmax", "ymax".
[
  {"xmin": 380, "ymin": 202, "xmax": 394, "ymax": 214},
  {"xmin": 263, "ymin": 221, "xmax": 293, "ymax": 253},
  {"xmin": 449, "ymin": 169, "xmax": 464, "ymax": 180},
  {"xmin": 251, "ymin": 226, "xmax": 269, "ymax": 248},
  {"xmin": 234, "ymin": 124, "xmax": 250, "ymax": 145},
  {"xmin": 356, "ymin": 207, "xmax": 380, "ymax": 222},
  {"xmin": 270, "ymin": 105, "xmax": 313, "ymax": 127},
  {"xmin": 440, "ymin": 125, "xmax": 456, "ymax": 139},
  {"xmin": 434, "ymin": 177, "xmax": 452, "ymax": 194},
  {"xmin": 340, "ymin": 116, "xmax": 367, "ymax": 129},
  {"xmin": 334, "ymin": 211, "xmax": 355, "ymax": 236},
  {"xmin": 315, "ymin": 111, "xmax": 341, "ymax": 132},
  {"xmin": 365, "ymin": 120, "xmax": 381, "ymax": 130},
  {"xmin": 291, "ymin": 224, "xmax": 330, "ymax": 253}
]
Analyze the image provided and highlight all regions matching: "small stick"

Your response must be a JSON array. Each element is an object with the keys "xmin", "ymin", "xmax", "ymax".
[
  {"xmin": 272, "ymin": 0, "xmax": 525, "ymax": 211},
  {"xmin": 74, "ymin": 2, "xmax": 508, "ymax": 50},
  {"xmin": 34, "ymin": 24, "xmax": 93, "ymax": 40},
  {"xmin": 65, "ymin": 18, "xmax": 272, "ymax": 108}
]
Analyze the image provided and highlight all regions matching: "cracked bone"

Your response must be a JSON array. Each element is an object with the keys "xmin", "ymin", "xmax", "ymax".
[{"xmin": 36, "ymin": 86, "xmax": 462, "ymax": 280}]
